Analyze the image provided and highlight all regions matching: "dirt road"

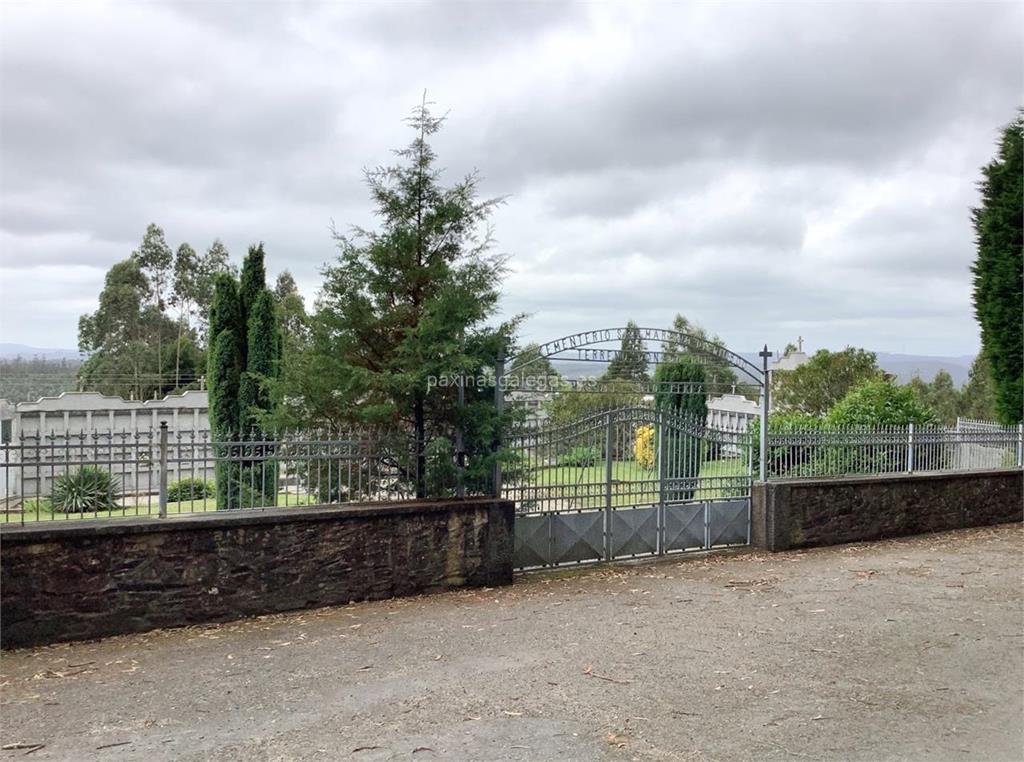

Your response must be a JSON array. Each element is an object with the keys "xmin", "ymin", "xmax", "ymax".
[{"xmin": 2, "ymin": 524, "xmax": 1021, "ymax": 761}]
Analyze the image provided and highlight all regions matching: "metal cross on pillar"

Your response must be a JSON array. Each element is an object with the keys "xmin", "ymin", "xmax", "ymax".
[{"xmin": 758, "ymin": 345, "xmax": 773, "ymax": 482}]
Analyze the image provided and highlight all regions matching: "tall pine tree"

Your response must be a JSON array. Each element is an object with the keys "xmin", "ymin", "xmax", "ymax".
[
  {"xmin": 971, "ymin": 113, "xmax": 1023, "ymax": 424},
  {"xmin": 278, "ymin": 100, "xmax": 516, "ymax": 498}
]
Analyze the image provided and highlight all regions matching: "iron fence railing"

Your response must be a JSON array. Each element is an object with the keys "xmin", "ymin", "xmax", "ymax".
[
  {"xmin": 765, "ymin": 420, "xmax": 1023, "ymax": 480},
  {"xmin": 0, "ymin": 425, "xmax": 478, "ymax": 524},
  {"xmin": 503, "ymin": 407, "xmax": 754, "ymax": 514}
]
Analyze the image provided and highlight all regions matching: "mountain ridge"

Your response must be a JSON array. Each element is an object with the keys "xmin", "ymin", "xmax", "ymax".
[{"xmin": 1, "ymin": 344, "xmax": 977, "ymax": 386}]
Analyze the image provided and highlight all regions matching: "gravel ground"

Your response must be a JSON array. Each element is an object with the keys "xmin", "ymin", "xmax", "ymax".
[{"xmin": 1, "ymin": 524, "xmax": 1022, "ymax": 761}]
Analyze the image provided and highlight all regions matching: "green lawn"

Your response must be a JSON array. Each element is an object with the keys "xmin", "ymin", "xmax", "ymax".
[
  {"xmin": 533, "ymin": 460, "xmax": 655, "ymax": 487},
  {"xmin": 521, "ymin": 457, "xmax": 749, "ymax": 508},
  {"xmin": 693, "ymin": 458, "xmax": 748, "ymax": 499},
  {"xmin": 3, "ymin": 492, "xmax": 318, "ymax": 524}
]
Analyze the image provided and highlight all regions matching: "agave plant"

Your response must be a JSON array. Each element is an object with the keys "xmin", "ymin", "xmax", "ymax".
[{"xmin": 50, "ymin": 466, "xmax": 121, "ymax": 514}]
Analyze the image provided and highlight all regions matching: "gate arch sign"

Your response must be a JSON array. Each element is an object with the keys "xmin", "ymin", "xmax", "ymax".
[
  {"xmin": 506, "ymin": 326, "xmax": 764, "ymax": 386},
  {"xmin": 498, "ymin": 325, "xmax": 773, "ymax": 485}
]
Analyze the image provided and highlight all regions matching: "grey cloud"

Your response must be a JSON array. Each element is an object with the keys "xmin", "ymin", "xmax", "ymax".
[
  {"xmin": 346, "ymin": 0, "xmax": 582, "ymax": 50},
  {"xmin": 477, "ymin": 3, "xmax": 1022, "ymax": 185},
  {"xmin": 0, "ymin": 0, "xmax": 1018, "ymax": 357}
]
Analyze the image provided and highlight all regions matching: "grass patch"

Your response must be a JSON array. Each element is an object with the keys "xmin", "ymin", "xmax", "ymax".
[
  {"xmin": 521, "ymin": 457, "xmax": 749, "ymax": 508},
  {"xmin": 694, "ymin": 458, "xmax": 748, "ymax": 499},
  {"xmin": 3, "ymin": 492, "xmax": 319, "ymax": 524},
  {"xmin": 533, "ymin": 460, "xmax": 655, "ymax": 487}
]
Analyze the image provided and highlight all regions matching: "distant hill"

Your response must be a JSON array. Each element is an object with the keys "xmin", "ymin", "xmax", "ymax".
[
  {"xmin": 0, "ymin": 343, "xmax": 82, "ymax": 361},
  {"xmin": 872, "ymin": 352, "xmax": 974, "ymax": 386},
  {"xmin": 0, "ymin": 344, "xmax": 976, "ymax": 387},
  {"xmin": 550, "ymin": 351, "xmax": 976, "ymax": 387},
  {"xmin": 0, "ymin": 353, "xmax": 82, "ymax": 403}
]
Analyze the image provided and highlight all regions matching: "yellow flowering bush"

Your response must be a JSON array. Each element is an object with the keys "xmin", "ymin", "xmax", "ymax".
[{"xmin": 634, "ymin": 425, "xmax": 655, "ymax": 470}]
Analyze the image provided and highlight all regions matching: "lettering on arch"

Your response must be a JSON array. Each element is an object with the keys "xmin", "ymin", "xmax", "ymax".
[{"xmin": 520, "ymin": 326, "xmax": 763, "ymax": 385}]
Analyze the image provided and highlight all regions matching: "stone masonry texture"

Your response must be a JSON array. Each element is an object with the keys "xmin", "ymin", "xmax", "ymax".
[
  {"xmin": 752, "ymin": 469, "xmax": 1022, "ymax": 551},
  {"xmin": 0, "ymin": 499, "xmax": 514, "ymax": 649}
]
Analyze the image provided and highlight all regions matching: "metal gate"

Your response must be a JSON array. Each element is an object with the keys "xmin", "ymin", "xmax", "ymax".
[{"xmin": 505, "ymin": 406, "xmax": 753, "ymax": 570}]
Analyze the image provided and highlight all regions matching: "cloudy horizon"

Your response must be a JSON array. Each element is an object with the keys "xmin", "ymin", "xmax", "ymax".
[{"xmin": 1, "ymin": 0, "xmax": 1020, "ymax": 357}]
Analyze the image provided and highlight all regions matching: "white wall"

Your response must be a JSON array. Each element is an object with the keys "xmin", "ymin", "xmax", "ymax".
[{"xmin": 4, "ymin": 391, "xmax": 212, "ymax": 499}]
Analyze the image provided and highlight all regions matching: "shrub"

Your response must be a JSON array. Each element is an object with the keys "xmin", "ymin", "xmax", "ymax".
[
  {"xmin": 50, "ymin": 466, "xmax": 120, "ymax": 514},
  {"xmin": 634, "ymin": 425, "xmax": 655, "ymax": 470},
  {"xmin": 749, "ymin": 411, "xmax": 824, "ymax": 478},
  {"xmin": 826, "ymin": 379, "xmax": 937, "ymax": 427},
  {"xmin": 166, "ymin": 477, "xmax": 215, "ymax": 503},
  {"xmin": 557, "ymin": 445, "xmax": 600, "ymax": 468}
]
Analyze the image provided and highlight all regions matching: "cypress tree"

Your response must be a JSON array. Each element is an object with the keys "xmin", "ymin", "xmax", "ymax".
[
  {"xmin": 654, "ymin": 358, "xmax": 708, "ymax": 500},
  {"xmin": 240, "ymin": 290, "xmax": 278, "ymax": 436},
  {"xmin": 238, "ymin": 244, "xmax": 267, "ymax": 353},
  {"xmin": 238, "ymin": 253, "xmax": 279, "ymax": 506},
  {"xmin": 971, "ymin": 113, "xmax": 1023, "ymax": 424},
  {"xmin": 207, "ymin": 277, "xmax": 242, "ymax": 433},
  {"xmin": 247, "ymin": 290, "xmax": 279, "ymax": 377},
  {"xmin": 207, "ymin": 246, "xmax": 282, "ymax": 509},
  {"xmin": 208, "ymin": 329, "xmax": 241, "ymax": 509},
  {"xmin": 655, "ymin": 357, "xmax": 709, "ymax": 421},
  {"xmin": 209, "ymin": 274, "xmax": 243, "ymax": 362}
]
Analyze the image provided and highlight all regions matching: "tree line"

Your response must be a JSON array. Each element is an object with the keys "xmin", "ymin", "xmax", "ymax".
[
  {"xmin": 0, "ymin": 357, "xmax": 81, "ymax": 404},
  {"xmin": 76, "ymin": 227, "xmax": 305, "ymax": 402},
  {"xmin": 772, "ymin": 347, "xmax": 999, "ymax": 426},
  {"xmin": 66, "ymin": 103, "xmax": 1021, "ymax": 505}
]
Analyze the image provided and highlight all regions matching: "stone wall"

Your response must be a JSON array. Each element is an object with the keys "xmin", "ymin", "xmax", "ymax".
[
  {"xmin": 752, "ymin": 469, "xmax": 1022, "ymax": 552},
  {"xmin": 1, "ymin": 499, "xmax": 514, "ymax": 649}
]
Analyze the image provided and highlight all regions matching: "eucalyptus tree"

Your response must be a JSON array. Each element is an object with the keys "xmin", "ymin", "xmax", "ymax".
[
  {"xmin": 134, "ymin": 223, "xmax": 174, "ymax": 376},
  {"xmin": 172, "ymin": 243, "xmax": 200, "ymax": 388},
  {"xmin": 273, "ymin": 270, "xmax": 308, "ymax": 359},
  {"xmin": 194, "ymin": 239, "xmax": 234, "ymax": 343}
]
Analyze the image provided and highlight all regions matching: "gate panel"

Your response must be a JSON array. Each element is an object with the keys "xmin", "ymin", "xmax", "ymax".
[
  {"xmin": 551, "ymin": 509, "xmax": 605, "ymax": 565},
  {"xmin": 664, "ymin": 502, "xmax": 706, "ymax": 552},
  {"xmin": 507, "ymin": 404, "xmax": 755, "ymax": 570},
  {"xmin": 707, "ymin": 498, "xmax": 749, "ymax": 547},
  {"xmin": 513, "ymin": 512, "xmax": 551, "ymax": 569},
  {"xmin": 610, "ymin": 504, "xmax": 659, "ymax": 558}
]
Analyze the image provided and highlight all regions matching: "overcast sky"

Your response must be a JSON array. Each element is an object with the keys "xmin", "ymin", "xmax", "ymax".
[{"xmin": 1, "ymin": 0, "xmax": 1020, "ymax": 357}]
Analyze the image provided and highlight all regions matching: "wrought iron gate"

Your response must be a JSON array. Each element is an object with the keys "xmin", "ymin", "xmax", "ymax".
[{"xmin": 505, "ymin": 406, "xmax": 753, "ymax": 570}]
